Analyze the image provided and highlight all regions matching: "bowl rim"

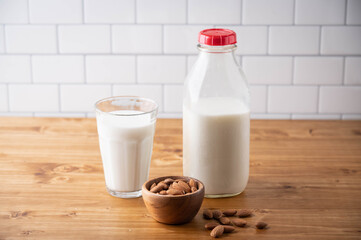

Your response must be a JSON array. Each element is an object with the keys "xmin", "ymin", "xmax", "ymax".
[{"xmin": 142, "ymin": 175, "xmax": 205, "ymax": 198}]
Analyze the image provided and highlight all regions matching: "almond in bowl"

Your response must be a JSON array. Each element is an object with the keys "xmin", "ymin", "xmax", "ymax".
[{"xmin": 142, "ymin": 176, "xmax": 205, "ymax": 224}]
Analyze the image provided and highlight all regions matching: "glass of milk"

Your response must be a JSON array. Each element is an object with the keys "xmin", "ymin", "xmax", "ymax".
[{"xmin": 95, "ymin": 96, "xmax": 158, "ymax": 198}]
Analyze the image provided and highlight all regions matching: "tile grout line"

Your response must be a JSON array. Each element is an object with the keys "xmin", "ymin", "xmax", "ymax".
[
  {"xmin": 6, "ymin": 83, "xmax": 10, "ymax": 112},
  {"xmin": 134, "ymin": 0, "xmax": 137, "ymax": 23},
  {"xmin": 293, "ymin": 0, "xmax": 296, "ymax": 25},
  {"xmin": 82, "ymin": 0, "xmax": 85, "ymax": 23},
  {"xmin": 292, "ymin": 56, "xmax": 295, "ymax": 85},
  {"xmin": 3, "ymin": 23, "xmax": 361, "ymax": 27},
  {"xmin": 161, "ymin": 84, "xmax": 165, "ymax": 113},
  {"xmin": 342, "ymin": 56, "xmax": 346, "ymax": 85},
  {"xmin": 318, "ymin": 26, "xmax": 322, "ymax": 55},
  {"xmin": 186, "ymin": 0, "xmax": 189, "ymax": 24},
  {"xmin": 161, "ymin": 25, "xmax": 164, "ymax": 54},
  {"xmin": 240, "ymin": 0, "xmax": 242, "ymax": 25},
  {"xmin": 317, "ymin": 86, "xmax": 321, "ymax": 113},
  {"xmin": 2, "ymin": 25, "xmax": 6, "ymax": 54},
  {"xmin": 344, "ymin": 0, "xmax": 348, "ymax": 25},
  {"xmin": 27, "ymin": 0, "xmax": 30, "ymax": 23},
  {"xmin": 135, "ymin": 55, "xmax": 138, "ymax": 84},
  {"xmin": 266, "ymin": 85, "xmax": 270, "ymax": 114},
  {"xmin": 266, "ymin": 25, "xmax": 270, "ymax": 55},
  {"xmin": 83, "ymin": 55, "xmax": 87, "ymax": 84}
]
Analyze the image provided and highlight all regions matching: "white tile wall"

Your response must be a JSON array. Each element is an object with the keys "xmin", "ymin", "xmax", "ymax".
[
  {"xmin": 29, "ymin": 0, "xmax": 82, "ymax": 24},
  {"xmin": 347, "ymin": 0, "xmax": 361, "ymax": 25},
  {"xmin": 295, "ymin": 0, "xmax": 346, "ymax": 25},
  {"xmin": 0, "ymin": 84, "xmax": 8, "ymax": 111},
  {"xmin": 59, "ymin": 25, "xmax": 110, "ymax": 53},
  {"xmin": 249, "ymin": 86, "xmax": 267, "ymax": 113},
  {"xmin": 112, "ymin": 25, "xmax": 162, "ymax": 54},
  {"xmin": 189, "ymin": 0, "xmax": 241, "ymax": 24},
  {"xmin": 217, "ymin": 26, "xmax": 268, "ymax": 55},
  {"xmin": 0, "ymin": 0, "xmax": 28, "ymax": 23},
  {"xmin": 113, "ymin": 84, "xmax": 163, "ymax": 111},
  {"xmin": 345, "ymin": 57, "xmax": 361, "ymax": 85},
  {"xmin": 269, "ymin": 27, "xmax": 319, "ymax": 55},
  {"xmin": 321, "ymin": 27, "xmax": 361, "ymax": 55},
  {"xmin": 6, "ymin": 26, "xmax": 57, "ymax": 53},
  {"xmin": 32, "ymin": 55, "xmax": 84, "ymax": 83},
  {"xmin": 294, "ymin": 57, "xmax": 343, "ymax": 85},
  {"xmin": 9, "ymin": 84, "xmax": 59, "ymax": 112},
  {"xmin": 60, "ymin": 84, "xmax": 111, "ymax": 112},
  {"xmin": 243, "ymin": 57, "xmax": 293, "ymax": 84},
  {"xmin": 137, "ymin": 0, "xmax": 186, "ymax": 24},
  {"xmin": 243, "ymin": 0, "xmax": 294, "ymax": 25},
  {"xmin": 137, "ymin": 56, "xmax": 186, "ymax": 83},
  {"xmin": 319, "ymin": 86, "xmax": 361, "ymax": 113},
  {"xmin": 268, "ymin": 86, "xmax": 318, "ymax": 113},
  {"xmin": 86, "ymin": 55, "xmax": 135, "ymax": 83},
  {"xmin": 0, "ymin": 0, "xmax": 360, "ymax": 119},
  {"xmin": 0, "ymin": 56, "xmax": 31, "ymax": 82},
  {"xmin": 164, "ymin": 25, "xmax": 211, "ymax": 54},
  {"xmin": 164, "ymin": 85, "xmax": 183, "ymax": 112},
  {"xmin": 84, "ymin": 0, "xmax": 135, "ymax": 23}
]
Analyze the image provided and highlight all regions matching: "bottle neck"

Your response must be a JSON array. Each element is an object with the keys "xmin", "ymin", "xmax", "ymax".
[
  {"xmin": 197, "ymin": 44, "xmax": 238, "ymax": 65},
  {"xmin": 197, "ymin": 44, "xmax": 237, "ymax": 53}
]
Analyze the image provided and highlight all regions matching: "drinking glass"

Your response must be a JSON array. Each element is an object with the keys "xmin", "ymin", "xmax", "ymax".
[{"xmin": 95, "ymin": 96, "xmax": 158, "ymax": 198}]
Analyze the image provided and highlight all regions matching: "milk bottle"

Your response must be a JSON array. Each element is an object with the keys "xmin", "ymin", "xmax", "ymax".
[{"xmin": 183, "ymin": 29, "xmax": 250, "ymax": 198}]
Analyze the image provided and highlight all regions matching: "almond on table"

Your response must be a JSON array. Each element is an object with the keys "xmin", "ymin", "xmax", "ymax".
[
  {"xmin": 237, "ymin": 209, "xmax": 252, "ymax": 218},
  {"xmin": 203, "ymin": 209, "xmax": 213, "ymax": 219},
  {"xmin": 212, "ymin": 210, "xmax": 223, "ymax": 220},
  {"xmin": 223, "ymin": 225, "xmax": 235, "ymax": 233},
  {"xmin": 256, "ymin": 221, "xmax": 268, "ymax": 229},
  {"xmin": 204, "ymin": 222, "xmax": 219, "ymax": 230},
  {"xmin": 223, "ymin": 209, "xmax": 237, "ymax": 216},
  {"xmin": 210, "ymin": 225, "xmax": 224, "ymax": 238},
  {"xmin": 219, "ymin": 217, "xmax": 231, "ymax": 225},
  {"xmin": 232, "ymin": 218, "xmax": 247, "ymax": 227}
]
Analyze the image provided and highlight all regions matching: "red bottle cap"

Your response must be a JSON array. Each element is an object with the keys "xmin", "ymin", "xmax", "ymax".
[{"xmin": 198, "ymin": 28, "xmax": 237, "ymax": 46}]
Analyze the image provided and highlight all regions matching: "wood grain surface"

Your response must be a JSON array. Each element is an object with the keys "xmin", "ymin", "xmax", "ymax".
[{"xmin": 0, "ymin": 117, "xmax": 360, "ymax": 239}]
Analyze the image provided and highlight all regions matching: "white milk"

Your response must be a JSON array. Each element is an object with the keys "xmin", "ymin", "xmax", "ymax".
[
  {"xmin": 96, "ymin": 110, "xmax": 155, "ymax": 192},
  {"xmin": 183, "ymin": 98, "xmax": 250, "ymax": 196}
]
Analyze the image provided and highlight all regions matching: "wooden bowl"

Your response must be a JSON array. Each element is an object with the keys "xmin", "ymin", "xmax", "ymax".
[{"xmin": 142, "ymin": 176, "xmax": 205, "ymax": 225}]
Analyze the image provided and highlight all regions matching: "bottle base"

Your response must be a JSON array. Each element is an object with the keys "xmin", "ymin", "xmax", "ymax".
[
  {"xmin": 205, "ymin": 191, "xmax": 241, "ymax": 198},
  {"xmin": 106, "ymin": 187, "xmax": 142, "ymax": 198}
]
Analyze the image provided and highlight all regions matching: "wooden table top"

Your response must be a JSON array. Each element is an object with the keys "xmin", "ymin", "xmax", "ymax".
[{"xmin": 0, "ymin": 117, "xmax": 360, "ymax": 239}]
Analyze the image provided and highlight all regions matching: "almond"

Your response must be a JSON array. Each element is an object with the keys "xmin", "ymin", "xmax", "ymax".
[
  {"xmin": 204, "ymin": 222, "xmax": 219, "ymax": 230},
  {"xmin": 223, "ymin": 225, "xmax": 235, "ymax": 233},
  {"xmin": 210, "ymin": 225, "xmax": 224, "ymax": 238},
  {"xmin": 203, "ymin": 209, "xmax": 213, "ymax": 219},
  {"xmin": 212, "ymin": 210, "xmax": 223, "ymax": 220},
  {"xmin": 159, "ymin": 190, "xmax": 167, "ymax": 195},
  {"xmin": 191, "ymin": 186, "xmax": 197, "ymax": 192},
  {"xmin": 150, "ymin": 184, "xmax": 164, "ymax": 193},
  {"xmin": 256, "ymin": 221, "xmax": 268, "ymax": 229},
  {"xmin": 150, "ymin": 182, "xmax": 156, "ymax": 191},
  {"xmin": 232, "ymin": 219, "xmax": 247, "ymax": 227},
  {"xmin": 163, "ymin": 178, "xmax": 174, "ymax": 185},
  {"xmin": 158, "ymin": 182, "xmax": 168, "ymax": 190},
  {"xmin": 223, "ymin": 209, "xmax": 237, "ymax": 217},
  {"xmin": 177, "ymin": 180, "xmax": 191, "ymax": 193},
  {"xmin": 166, "ymin": 189, "xmax": 183, "ymax": 195},
  {"xmin": 237, "ymin": 209, "xmax": 252, "ymax": 218},
  {"xmin": 219, "ymin": 217, "xmax": 231, "ymax": 225},
  {"xmin": 189, "ymin": 179, "xmax": 197, "ymax": 189}
]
